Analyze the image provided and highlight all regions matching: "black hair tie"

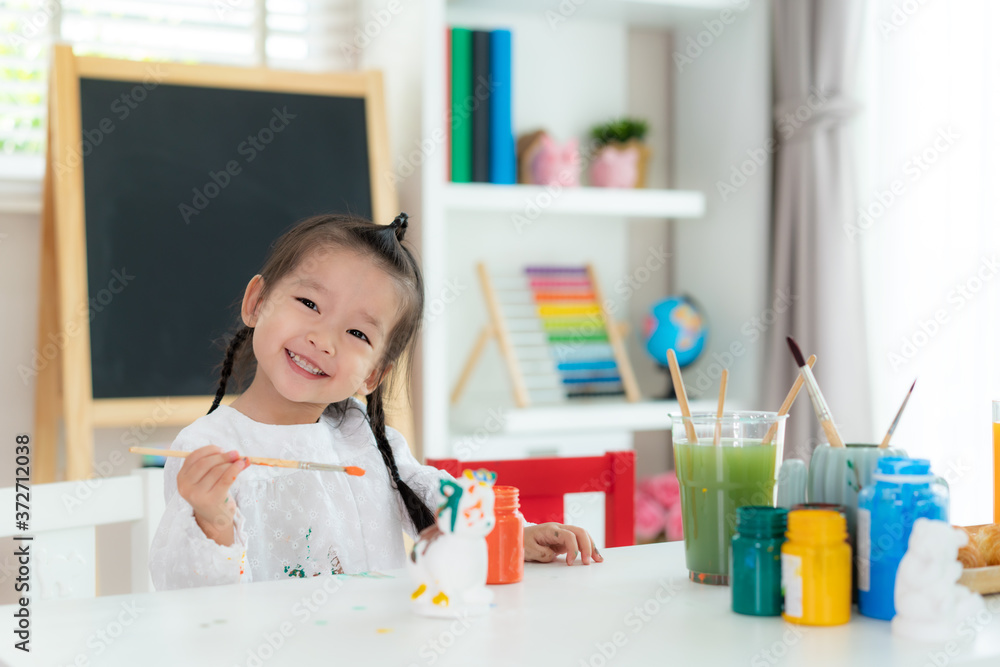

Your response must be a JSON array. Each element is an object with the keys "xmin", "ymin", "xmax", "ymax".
[{"xmin": 389, "ymin": 212, "xmax": 408, "ymax": 242}]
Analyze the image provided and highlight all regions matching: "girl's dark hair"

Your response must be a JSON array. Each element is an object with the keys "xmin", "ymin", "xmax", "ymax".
[{"xmin": 208, "ymin": 212, "xmax": 435, "ymax": 533}]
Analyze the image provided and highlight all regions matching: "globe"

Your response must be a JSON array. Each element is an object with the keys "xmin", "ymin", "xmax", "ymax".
[{"xmin": 643, "ymin": 296, "xmax": 707, "ymax": 368}]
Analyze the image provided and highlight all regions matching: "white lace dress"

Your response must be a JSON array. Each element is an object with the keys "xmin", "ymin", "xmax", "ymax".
[{"xmin": 148, "ymin": 398, "xmax": 450, "ymax": 590}]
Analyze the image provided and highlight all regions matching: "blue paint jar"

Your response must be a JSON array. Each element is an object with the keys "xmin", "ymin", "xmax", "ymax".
[
  {"xmin": 731, "ymin": 506, "xmax": 788, "ymax": 616},
  {"xmin": 856, "ymin": 457, "xmax": 948, "ymax": 620}
]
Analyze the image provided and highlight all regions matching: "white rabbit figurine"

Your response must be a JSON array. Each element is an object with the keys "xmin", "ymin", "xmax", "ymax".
[
  {"xmin": 893, "ymin": 518, "xmax": 984, "ymax": 642},
  {"xmin": 408, "ymin": 469, "xmax": 497, "ymax": 618}
]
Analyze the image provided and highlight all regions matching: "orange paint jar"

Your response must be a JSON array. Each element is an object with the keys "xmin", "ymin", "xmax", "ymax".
[{"xmin": 486, "ymin": 485, "xmax": 524, "ymax": 584}]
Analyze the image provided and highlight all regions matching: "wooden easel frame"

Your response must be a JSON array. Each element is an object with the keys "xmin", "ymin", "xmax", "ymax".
[
  {"xmin": 35, "ymin": 45, "xmax": 402, "ymax": 482},
  {"xmin": 450, "ymin": 262, "xmax": 641, "ymax": 408}
]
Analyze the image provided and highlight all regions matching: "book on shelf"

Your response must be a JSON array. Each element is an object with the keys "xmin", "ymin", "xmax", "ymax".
[
  {"xmin": 448, "ymin": 26, "xmax": 515, "ymax": 186},
  {"xmin": 489, "ymin": 29, "xmax": 515, "ymax": 185},
  {"xmin": 450, "ymin": 27, "xmax": 473, "ymax": 183}
]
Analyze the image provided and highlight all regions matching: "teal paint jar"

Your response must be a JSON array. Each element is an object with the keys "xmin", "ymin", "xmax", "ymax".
[{"xmin": 731, "ymin": 506, "xmax": 789, "ymax": 616}]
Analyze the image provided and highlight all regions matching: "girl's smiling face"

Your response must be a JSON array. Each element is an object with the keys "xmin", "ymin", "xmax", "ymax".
[{"xmin": 237, "ymin": 245, "xmax": 403, "ymax": 424}]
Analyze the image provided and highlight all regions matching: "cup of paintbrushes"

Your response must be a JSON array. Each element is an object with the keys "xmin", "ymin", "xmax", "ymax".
[{"xmin": 671, "ymin": 411, "xmax": 788, "ymax": 585}]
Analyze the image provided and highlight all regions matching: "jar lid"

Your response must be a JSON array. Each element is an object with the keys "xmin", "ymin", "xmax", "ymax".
[
  {"xmin": 876, "ymin": 457, "xmax": 931, "ymax": 475},
  {"xmin": 736, "ymin": 506, "xmax": 788, "ymax": 535},
  {"xmin": 786, "ymin": 509, "xmax": 846, "ymax": 543}
]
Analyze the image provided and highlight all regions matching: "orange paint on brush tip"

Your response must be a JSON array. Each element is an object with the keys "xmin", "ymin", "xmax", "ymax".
[{"xmin": 345, "ymin": 466, "xmax": 365, "ymax": 476}]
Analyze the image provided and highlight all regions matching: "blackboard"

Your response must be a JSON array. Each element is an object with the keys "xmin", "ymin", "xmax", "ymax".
[{"xmin": 79, "ymin": 79, "xmax": 377, "ymax": 399}]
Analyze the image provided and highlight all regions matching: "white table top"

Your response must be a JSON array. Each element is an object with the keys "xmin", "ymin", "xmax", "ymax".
[{"xmin": 3, "ymin": 542, "xmax": 1000, "ymax": 667}]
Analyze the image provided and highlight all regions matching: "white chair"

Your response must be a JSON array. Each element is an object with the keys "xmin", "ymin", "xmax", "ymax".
[{"xmin": 0, "ymin": 468, "xmax": 164, "ymax": 600}]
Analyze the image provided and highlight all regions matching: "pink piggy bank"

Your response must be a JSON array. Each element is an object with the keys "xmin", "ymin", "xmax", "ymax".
[
  {"xmin": 531, "ymin": 135, "xmax": 580, "ymax": 187},
  {"xmin": 590, "ymin": 144, "xmax": 640, "ymax": 188}
]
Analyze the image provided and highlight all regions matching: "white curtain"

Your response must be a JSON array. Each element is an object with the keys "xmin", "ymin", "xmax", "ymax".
[
  {"xmin": 859, "ymin": 0, "xmax": 1000, "ymax": 525},
  {"xmin": 765, "ymin": 0, "xmax": 873, "ymax": 458}
]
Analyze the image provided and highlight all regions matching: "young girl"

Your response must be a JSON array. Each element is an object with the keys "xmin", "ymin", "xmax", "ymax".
[{"xmin": 149, "ymin": 213, "xmax": 602, "ymax": 590}]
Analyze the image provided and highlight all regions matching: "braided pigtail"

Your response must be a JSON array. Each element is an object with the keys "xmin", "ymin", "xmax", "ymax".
[
  {"xmin": 208, "ymin": 326, "xmax": 251, "ymax": 414},
  {"xmin": 365, "ymin": 383, "xmax": 435, "ymax": 533}
]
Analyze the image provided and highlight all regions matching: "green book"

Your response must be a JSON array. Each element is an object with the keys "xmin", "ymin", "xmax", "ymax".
[{"xmin": 450, "ymin": 27, "xmax": 473, "ymax": 183}]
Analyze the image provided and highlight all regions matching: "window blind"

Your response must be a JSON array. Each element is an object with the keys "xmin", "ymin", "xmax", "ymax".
[{"xmin": 0, "ymin": 0, "xmax": 356, "ymax": 167}]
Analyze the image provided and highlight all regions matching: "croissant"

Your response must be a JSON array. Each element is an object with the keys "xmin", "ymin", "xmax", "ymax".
[{"xmin": 959, "ymin": 524, "xmax": 1000, "ymax": 568}]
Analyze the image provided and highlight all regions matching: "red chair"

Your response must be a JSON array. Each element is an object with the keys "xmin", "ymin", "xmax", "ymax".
[{"xmin": 426, "ymin": 451, "xmax": 635, "ymax": 547}]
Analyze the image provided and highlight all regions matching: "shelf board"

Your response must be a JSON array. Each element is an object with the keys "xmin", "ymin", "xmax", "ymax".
[
  {"xmin": 452, "ymin": 399, "xmax": 722, "ymax": 436},
  {"xmin": 447, "ymin": 0, "xmax": 736, "ymax": 26},
  {"xmin": 444, "ymin": 184, "xmax": 705, "ymax": 218}
]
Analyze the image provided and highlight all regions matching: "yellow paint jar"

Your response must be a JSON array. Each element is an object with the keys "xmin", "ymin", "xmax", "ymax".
[{"xmin": 781, "ymin": 509, "xmax": 851, "ymax": 626}]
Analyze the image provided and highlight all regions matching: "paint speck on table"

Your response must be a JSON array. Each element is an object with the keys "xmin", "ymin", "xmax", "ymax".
[
  {"xmin": 200, "ymin": 623, "xmax": 210, "ymax": 629},
  {"xmin": 352, "ymin": 605, "xmax": 366, "ymax": 611},
  {"xmin": 214, "ymin": 619, "xmax": 226, "ymax": 624},
  {"xmin": 376, "ymin": 628, "xmax": 393, "ymax": 634},
  {"xmin": 314, "ymin": 620, "xmax": 328, "ymax": 626}
]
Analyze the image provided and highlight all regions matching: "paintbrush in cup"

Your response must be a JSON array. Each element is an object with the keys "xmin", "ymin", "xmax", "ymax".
[
  {"xmin": 128, "ymin": 446, "xmax": 366, "ymax": 476},
  {"xmin": 713, "ymin": 369, "xmax": 728, "ymax": 447},
  {"xmin": 879, "ymin": 379, "xmax": 916, "ymax": 449},
  {"xmin": 762, "ymin": 354, "xmax": 816, "ymax": 446},
  {"xmin": 786, "ymin": 337, "xmax": 845, "ymax": 448},
  {"xmin": 667, "ymin": 348, "xmax": 698, "ymax": 444}
]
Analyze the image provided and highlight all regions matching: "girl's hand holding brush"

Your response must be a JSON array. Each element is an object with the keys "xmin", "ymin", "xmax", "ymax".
[{"xmin": 176, "ymin": 446, "xmax": 250, "ymax": 547}]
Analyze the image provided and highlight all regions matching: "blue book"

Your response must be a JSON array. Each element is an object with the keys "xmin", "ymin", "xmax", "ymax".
[{"xmin": 489, "ymin": 29, "xmax": 515, "ymax": 185}]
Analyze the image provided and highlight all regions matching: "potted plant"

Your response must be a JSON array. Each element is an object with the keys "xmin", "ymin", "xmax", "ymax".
[{"xmin": 588, "ymin": 118, "xmax": 651, "ymax": 188}]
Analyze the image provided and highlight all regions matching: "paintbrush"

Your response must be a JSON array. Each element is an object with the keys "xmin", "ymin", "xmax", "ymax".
[
  {"xmin": 786, "ymin": 337, "xmax": 845, "ymax": 448},
  {"xmin": 762, "ymin": 354, "xmax": 816, "ymax": 446},
  {"xmin": 879, "ymin": 379, "xmax": 916, "ymax": 449},
  {"xmin": 713, "ymin": 369, "xmax": 728, "ymax": 447},
  {"xmin": 129, "ymin": 446, "xmax": 366, "ymax": 476},
  {"xmin": 667, "ymin": 348, "xmax": 699, "ymax": 444}
]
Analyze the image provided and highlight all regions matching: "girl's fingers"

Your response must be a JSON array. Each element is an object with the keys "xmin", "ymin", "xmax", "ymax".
[
  {"xmin": 182, "ymin": 447, "xmax": 237, "ymax": 487},
  {"xmin": 209, "ymin": 457, "xmax": 251, "ymax": 498},
  {"xmin": 552, "ymin": 526, "xmax": 581, "ymax": 565},
  {"xmin": 528, "ymin": 544, "xmax": 556, "ymax": 563},
  {"xmin": 563, "ymin": 525, "xmax": 594, "ymax": 564}
]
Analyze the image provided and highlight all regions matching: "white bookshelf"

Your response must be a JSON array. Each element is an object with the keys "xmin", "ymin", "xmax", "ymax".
[
  {"xmin": 419, "ymin": 0, "xmax": 772, "ymax": 459},
  {"xmin": 444, "ymin": 183, "xmax": 706, "ymax": 218},
  {"xmin": 451, "ymin": 399, "xmax": 722, "ymax": 436}
]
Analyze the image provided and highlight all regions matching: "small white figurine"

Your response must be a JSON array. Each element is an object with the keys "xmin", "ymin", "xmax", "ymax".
[
  {"xmin": 893, "ymin": 518, "xmax": 985, "ymax": 642},
  {"xmin": 408, "ymin": 469, "xmax": 497, "ymax": 618}
]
